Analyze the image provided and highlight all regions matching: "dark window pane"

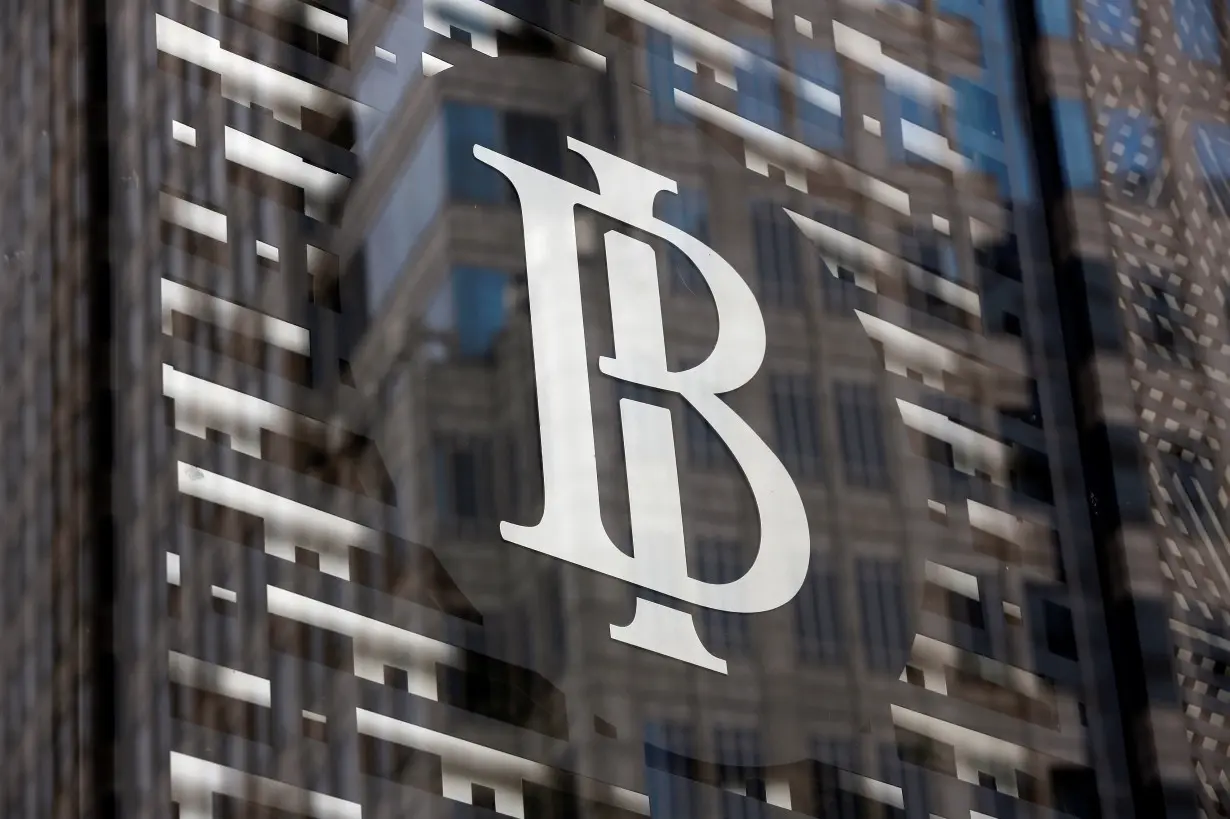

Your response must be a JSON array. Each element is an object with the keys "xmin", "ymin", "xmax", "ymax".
[
  {"xmin": 857, "ymin": 558, "xmax": 910, "ymax": 671},
  {"xmin": 695, "ymin": 540, "xmax": 750, "ymax": 655},
  {"xmin": 503, "ymin": 111, "xmax": 563, "ymax": 177},
  {"xmin": 444, "ymin": 102, "xmax": 502, "ymax": 202},
  {"xmin": 795, "ymin": 569, "xmax": 844, "ymax": 663},
  {"xmin": 751, "ymin": 202, "xmax": 801, "ymax": 306},
  {"xmin": 1044, "ymin": 600, "xmax": 1079, "ymax": 660},
  {"xmin": 834, "ymin": 382, "xmax": 890, "ymax": 489},
  {"xmin": 770, "ymin": 373, "xmax": 823, "ymax": 480}
]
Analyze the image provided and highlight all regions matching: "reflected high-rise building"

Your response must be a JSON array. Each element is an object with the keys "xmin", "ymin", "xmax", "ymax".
[
  {"xmin": 1014, "ymin": 0, "xmax": 1230, "ymax": 816},
  {"xmin": 334, "ymin": 1, "xmax": 1138, "ymax": 818},
  {"xmin": 3, "ymin": 1, "xmax": 1225, "ymax": 819}
]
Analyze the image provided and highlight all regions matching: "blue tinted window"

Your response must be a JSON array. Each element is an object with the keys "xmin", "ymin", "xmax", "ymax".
[
  {"xmin": 1172, "ymin": 0, "xmax": 1220, "ymax": 62},
  {"xmin": 953, "ymin": 79, "xmax": 1003, "ymax": 140},
  {"xmin": 938, "ymin": 0, "xmax": 984, "ymax": 16},
  {"xmin": 443, "ymin": 102, "xmax": 502, "ymax": 202},
  {"xmin": 735, "ymin": 37, "xmax": 782, "ymax": 131},
  {"xmin": 452, "ymin": 267, "xmax": 508, "ymax": 357},
  {"xmin": 973, "ymin": 154, "xmax": 1011, "ymax": 197},
  {"xmin": 1052, "ymin": 98, "xmax": 1098, "ymax": 190},
  {"xmin": 646, "ymin": 29, "xmax": 694, "ymax": 123},
  {"xmin": 1082, "ymin": 0, "xmax": 1139, "ymax": 48},
  {"xmin": 795, "ymin": 47, "xmax": 843, "ymax": 150},
  {"xmin": 1036, "ymin": 0, "xmax": 1074, "ymax": 36},
  {"xmin": 952, "ymin": 78, "xmax": 1010, "ymax": 197},
  {"xmin": 885, "ymin": 86, "xmax": 942, "ymax": 163}
]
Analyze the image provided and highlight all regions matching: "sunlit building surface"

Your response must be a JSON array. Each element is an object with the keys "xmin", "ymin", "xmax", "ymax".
[{"xmin": 5, "ymin": 0, "xmax": 1230, "ymax": 818}]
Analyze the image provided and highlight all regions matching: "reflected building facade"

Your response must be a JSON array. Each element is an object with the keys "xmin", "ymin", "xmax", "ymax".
[
  {"xmin": 1016, "ymin": 0, "xmax": 1230, "ymax": 816},
  {"xmin": 336, "ymin": 0, "xmax": 1138, "ymax": 818},
  {"xmin": 4, "ymin": 1, "xmax": 1226, "ymax": 819}
]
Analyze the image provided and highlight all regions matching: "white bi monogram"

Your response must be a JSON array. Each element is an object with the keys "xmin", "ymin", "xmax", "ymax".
[{"xmin": 475, "ymin": 138, "xmax": 810, "ymax": 673}]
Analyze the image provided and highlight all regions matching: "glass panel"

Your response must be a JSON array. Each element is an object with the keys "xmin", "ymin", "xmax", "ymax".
[{"xmin": 1053, "ymin": 98, "xmax": 1098, "ymax": 190}]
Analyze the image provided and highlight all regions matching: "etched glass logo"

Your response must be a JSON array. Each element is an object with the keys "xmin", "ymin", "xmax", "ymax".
[{"xmin": 476, "ymin": 137, "xmax": 810, "ymax": 673}]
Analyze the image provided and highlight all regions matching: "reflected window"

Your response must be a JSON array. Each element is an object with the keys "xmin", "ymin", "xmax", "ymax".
[
  {"xmin": 445, "ymin": 102, "xmax": 502, "ymax": 202},
  {"xmin": 953, "ymin": 79, "xmax": 1002, "ymax": 140},
  {"xmin": 769, "ymin": 374, "xmax": 823, "ymax": 480},
  {"xmin": 433, "ymin": 434, "xmax": 495, "ymax": 531},
  {"xmin": 1052, "ymin": 98, "xmax": 1097, "ymax": 191},
  {"xmin": 952, "ymin": 78, "xmax": 1010, "ymax": 197},
  {"xmin": 885, "ymin": 85, "xmax": 942, "ymax": 165},
  {"xmin": 1146, "ymin": 287, "xmax": 1181, "ymax": 353},
  {"xmin": 812, "ymin": 207, "xmax": 869, "ymax": 314},
  {"xmin": 811, "ymin": 737, "xmax": 859, "ymax": 817},
  {"xmin": 453, "ymin": 267, "xmax": 510, "ymax": 358},
  {"xmin": 938, "ymin": 0, "xmax": 985, "ymax": 15},
  {"xmin": 646, "ymin": 29, "xmax": 695, "ymax": 124},
  {"xmin": 1043, "ymin": 600, "xmax": 1079, "ymax": 660},
  {"xmin": 1036, "ymin": 0, "xmax": 1074, "ymax": 36},
  {"xmin": 1082, "ymin": 0, "xmax": 1139, "ymax": 48},
  {"xmin": 504, "ymin": 111, "xmax": 564, "ymax": 178},
  {"xmin": 834, "ymin": 382, "xmax": 890, "ymax": 490},
  {"xmin": 444, "ymin": 103, "xmax": 563, "ymax": 203},
  {"xmin": 795, "ymin": 47, "xmax": 843, "ymax": 150},
  {"xmin": 750, "ymin": 201, "xmax": 802, "ymax": 306},
  {"xmin": 899, "ymin": 224, "xmax": 958, "ymax": 279},
  {"xmin": 735, "ymin": 37, "xmax": 782, "ymax": 131},
  {"xmin": 856, "ymin": 558, "xmax": 910, "ymax": 672},
  {"xmin": 795, "ymin": 568, "xmax": 844, "ymax": 663}
]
